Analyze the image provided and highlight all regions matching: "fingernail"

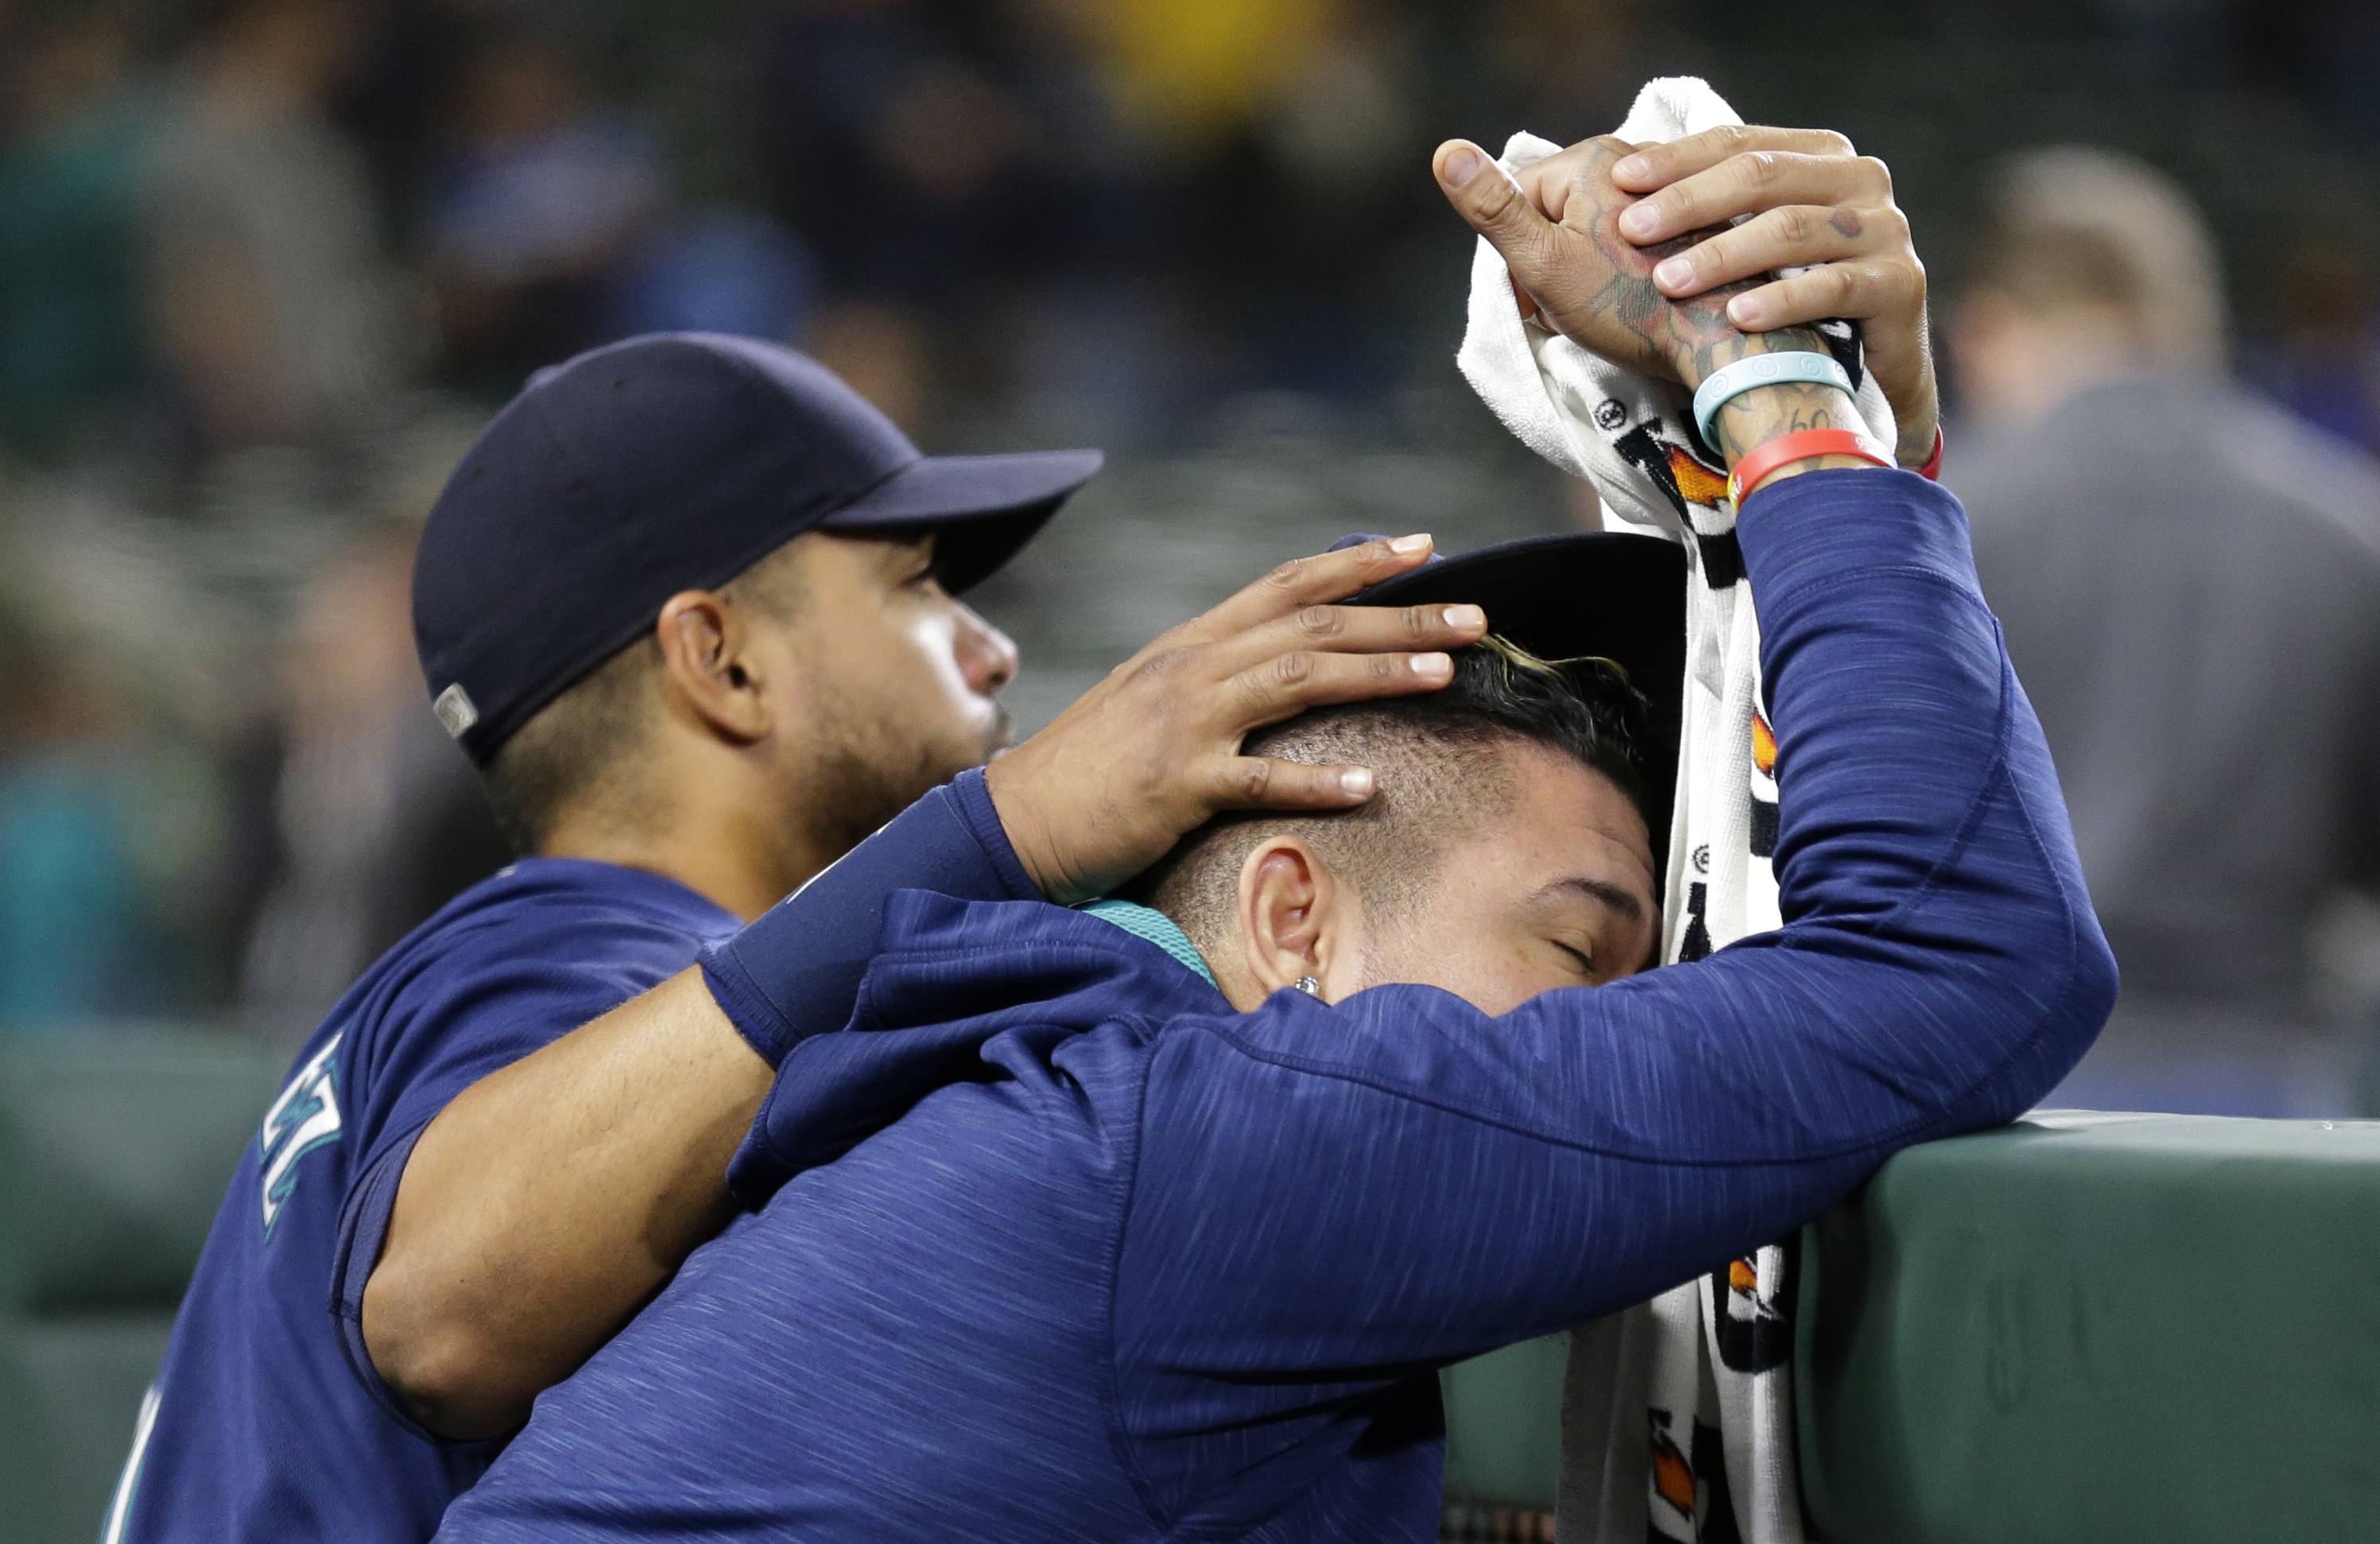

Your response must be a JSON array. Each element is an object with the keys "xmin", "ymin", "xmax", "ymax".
[
  {"xmin": 1728, "ymin": 294, "xmax": 1766, "ymax": 326},
  {"xmin": 1441, "ymin": 145, "xmax": 1486, "ymax": 187},
  {"xmin": 1443, "ymin": 604, "xmax": 1485, "ymax": 630},
  {"xmin": 1654, "ymin": 256, "xmax": 1694, "ymax": 290},
  {"xmin": 1411, "ymin": 652, "xmax": 1451, "ymax": 676},
  {"xmin": 1614, "ymin": 153, "xmax": 1653, "ymax": 183},
  {"xmin": 1339, "ymin": 767, "xmax": 1374, "ymax": 798},
  {"xmin": 1390, "ymin": 533, "xmax": 1431, "ymax": 553},
  {"xmin": 1619, "ymin": 203, "xmax": 1658, "ymax": 239}
]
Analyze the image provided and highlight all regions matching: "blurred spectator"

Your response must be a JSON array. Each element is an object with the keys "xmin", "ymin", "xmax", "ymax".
[
  {"xmin": 1220, "ymin": 0, "xmax": 1425, "ymax": 400},
  {"xmin": 0, "ymin": 11, "xmax": 157, "ymax": 459},
  {"xmin": 603, "ymin": 206, "xmax": 823, "ymax": 344},
  {"xmin": 1480, "ymin": 0, "xmax": 1664, "ymax": 145},
  {"xmin": 0, "ymin": 618, "xmax": 150, "ymax": 1030},
  {"xmin": 426, "ymin": 29, "xmax": 666, "ymax": 390},
  {"xmin": 801, "ymin": 297, "xmax": 932, "ymax": 431},
  {"xmin": 2254, "ymin": 234, "xmax": 2380, "ymax": 456},
  {"xmin": 1082, "ymin": 0, "xmax": 1331, "ymax": 159},
  {"xmin": 143, "ymin": 0, "xmax": 411, "ymax": 456},
  {"xmin": 238, "ymin": 519, "xmax": 509, "ymax": 1048},
  {"xmin": 1951, "ymin": 147, "xmax": 2380, "ymax": 1114},
  {"xmin": 756, "ymin": 0, "xmax": 1054, "ymax": 308}
]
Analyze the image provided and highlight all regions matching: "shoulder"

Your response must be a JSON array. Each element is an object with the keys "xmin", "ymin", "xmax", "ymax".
[
  {"xmin": 377, "ymin": 858, "xmax": 735, "ymax": 990},
  {"xmin": 328, "ymin": 859, "xmax": 736, "ymax": 1123},
  {"xmin": 2220, "ymin": 391, "xmax": 2380, "ymax": 566}
]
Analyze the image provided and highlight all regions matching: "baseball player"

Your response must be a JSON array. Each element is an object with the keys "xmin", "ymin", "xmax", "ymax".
[{"xmin": 110, "ymin": 335, "xmax": 1487, "ymax": 1543}]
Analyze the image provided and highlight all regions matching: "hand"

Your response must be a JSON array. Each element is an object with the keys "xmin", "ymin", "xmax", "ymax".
[
  {"xmin": 1434, "ymin": 134, "xmax": 1807, "ymax": 392},
  {"xmin": 1610, "ymin": 126, "xmax": 1937, "ymax": 467},
  {"xmin": 1434, "ymin": 134, "xmax": 1860, "ymax": 464},
  {"xmin": 985, "ymin": 535, "xmax": 1489, "ymax": 904}
]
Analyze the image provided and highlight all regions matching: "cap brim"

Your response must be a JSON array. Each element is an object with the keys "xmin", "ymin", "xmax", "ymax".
[
  {"xmin": 819, "ymin": 448, "xmax": 1104, "ymax": 593},
  {"xmin": 1355, "ymin": 530, "xmax": 1686, "ymax": 857}
]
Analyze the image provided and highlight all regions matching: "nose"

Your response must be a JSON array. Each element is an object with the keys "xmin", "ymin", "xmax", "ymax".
[{"xmin": 952, "ymin": 601, "xmax": 1018, "ymax": 696}]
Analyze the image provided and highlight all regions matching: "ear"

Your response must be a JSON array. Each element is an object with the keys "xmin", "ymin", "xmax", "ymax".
[
  {"xmin": 1233, "ymin": 836, "xmax": 1362, "ymax": 1004},
  {"xmin": 653, "ymin": 589, "xmax": 774, "ymax": 745}
]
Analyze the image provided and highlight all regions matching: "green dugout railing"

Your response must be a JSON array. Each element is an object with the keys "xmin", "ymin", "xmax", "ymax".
[
  {"xmin": 0, "ymin": 1033, "xmax": 277, "ymax": 1544},
  {"xmin": 6, "ymin": 1040, "xmax": 2373, "ymax": 1540},
  {"xmin": 1443, "ymin": 1111, "xmax": 2380, "ymax": 1541}
]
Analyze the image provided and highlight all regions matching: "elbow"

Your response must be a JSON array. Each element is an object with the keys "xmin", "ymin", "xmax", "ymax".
[
  {"xmin": 2067, "ymin": 907, "xmax": 2122, "ymax": 1045},
  {"xmin": 362, "ymin": 1264, "xmax": 539, "ymax": 1441}
]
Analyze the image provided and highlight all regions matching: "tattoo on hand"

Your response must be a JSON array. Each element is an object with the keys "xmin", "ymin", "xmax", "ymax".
[
  {"xmin": 1557, "ymin": 141, "xmax": 1832, "ymax": 396},
  {"xmin": 1528, "ymin": 139, "xmax": 1870, "ymax": 467}
]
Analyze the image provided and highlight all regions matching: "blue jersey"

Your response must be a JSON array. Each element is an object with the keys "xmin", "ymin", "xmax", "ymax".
[
  {"xmin": 434, "ymin": 472, "xmax": 2118, "ymax": 1542},
  {"xmin": 112, "ymin": 859, "xmax": 737, "ymax": 1544}
]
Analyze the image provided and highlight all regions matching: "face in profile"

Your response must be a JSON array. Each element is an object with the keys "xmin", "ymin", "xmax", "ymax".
[
  {"xmin": 743, "ymin": 530, "xmax": 1019, "ymax": 844},
  {"xmin": 1357, "ymin": 739, "xmax": 1660, "ymax": 1014},
  {"xmin": 1218, "ymin": 735, "xmax": 1661, "ymax": 1018}
]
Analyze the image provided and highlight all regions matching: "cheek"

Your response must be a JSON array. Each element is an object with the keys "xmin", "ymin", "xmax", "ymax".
[
  {"xmin": 901, "ymin": 609, "xmax": 990, "ymax": 715},
  {"xmin": 1361, "ymin": 915, "xmax": 1578, "ymax": 1018}
]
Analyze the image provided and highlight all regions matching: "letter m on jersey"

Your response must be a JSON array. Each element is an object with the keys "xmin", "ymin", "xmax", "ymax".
[{"xmin": 258, "ymin": 1033, "xmax": 344, "ymax": 1239}]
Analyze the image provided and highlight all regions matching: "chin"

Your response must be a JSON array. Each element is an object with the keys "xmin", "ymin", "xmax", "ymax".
[{"xmin": 971, "ymin": 705, "xmax": 1016, "ymax": 763}]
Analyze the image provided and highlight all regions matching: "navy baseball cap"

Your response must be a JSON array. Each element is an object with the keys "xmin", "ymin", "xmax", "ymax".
[
  {"xmin": 414, "ymin": 332, "xmax": 1101, "ymax": 764},
  {"xmin": 1348, "ymin": 530, "xmax": 1685, "ymax": 851}
]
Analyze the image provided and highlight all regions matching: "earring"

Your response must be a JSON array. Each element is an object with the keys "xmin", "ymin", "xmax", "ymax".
[{"xmin": 1293, "ymin": 976, "xmax": 1322, "ymax": 997}]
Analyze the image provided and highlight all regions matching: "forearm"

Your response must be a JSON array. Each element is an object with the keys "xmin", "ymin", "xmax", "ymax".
[
  {"xmin": 362, "ymin": 968, "xmax": 764, "ymax": 1437},
  {"xmin": 1134, "ymin": 475, "xmax": 2115, "ymax": 1368},
  {"xmin": 701, "ymin": 769, "xmax": 1039, "ymax": 1063},
  {"xmin": 364, "ymin": 772, "xmax": 1033, "ymax": 1437}
]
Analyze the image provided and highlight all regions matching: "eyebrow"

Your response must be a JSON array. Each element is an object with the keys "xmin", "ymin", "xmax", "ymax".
[{"xmin": 1538, "ymin": 875, "xmax": 1649, "ymax": 924}]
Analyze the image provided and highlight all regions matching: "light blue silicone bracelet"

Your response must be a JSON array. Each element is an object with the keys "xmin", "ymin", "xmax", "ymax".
[{"xmin": 1691, "ymin": 351, "xmax": 1855, "ymax": 447}]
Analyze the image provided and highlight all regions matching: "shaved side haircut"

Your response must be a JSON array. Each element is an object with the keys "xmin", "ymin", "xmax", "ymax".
[
  {"xmin": 480, "ymin": 539, "xmax": 812, "ymax": 850},
  {"xmin": 1139, "ymin": 636, "xmax": 1652, "ymax": 956}
]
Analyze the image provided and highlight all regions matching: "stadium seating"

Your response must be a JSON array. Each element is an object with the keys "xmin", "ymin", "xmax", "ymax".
[{"xmin": 0, "ymin": 1032, "xmax": 277, "ymax": 1544}]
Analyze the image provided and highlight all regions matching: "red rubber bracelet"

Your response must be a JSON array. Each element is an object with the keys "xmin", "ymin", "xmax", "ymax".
[
  {"xmin": 1727, "ymin": 428, "xmax": 1894, "ymax": 506},
  {"xmin": 1916, "ymin": 423, "xmax": 1944, "ymax": 480}
]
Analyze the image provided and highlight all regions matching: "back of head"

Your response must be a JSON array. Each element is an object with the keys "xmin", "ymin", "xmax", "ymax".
[
  {"xmin": 1971, "ymin": 146, "xmax": 2227, "ymax": 372},
  {"xmin": 1141, "ymin": 637, "xmax": 1652, "ymax": 958}
]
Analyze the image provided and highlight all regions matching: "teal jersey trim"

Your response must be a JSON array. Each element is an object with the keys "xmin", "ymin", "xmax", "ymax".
[{"xmin": 1076, "ymin": 899, "xmax": 1217, "ymax": 988}]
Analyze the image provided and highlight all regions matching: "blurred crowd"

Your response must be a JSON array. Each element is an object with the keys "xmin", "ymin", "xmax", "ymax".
[{"xmin": 0, "ymin": 0, "xmax": 2377, "ymax": 1109}]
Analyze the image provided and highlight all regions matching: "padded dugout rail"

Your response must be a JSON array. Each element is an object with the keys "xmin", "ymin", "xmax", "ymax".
[
  {"xmin": 0, "ymin": 1032, "xmax": 277, "ymax": 1542},
  {"xmin": 1799, "ymin": 1110, "xmax": 2380, "ymax": 1542}
]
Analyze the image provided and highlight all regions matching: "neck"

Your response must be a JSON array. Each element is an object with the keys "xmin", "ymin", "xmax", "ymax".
[
  {"xmin": 537, "ymin": 774, "xmax": 835, "ymax": 925},
  {"xmin": 1957, "ymin": 301, "xmax": 2159, "ymax": 433}
]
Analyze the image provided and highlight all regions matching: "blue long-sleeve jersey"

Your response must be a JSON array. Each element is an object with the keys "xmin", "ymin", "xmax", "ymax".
[{"xmin": 435, "ymin": 471, "xmax": 2117, "ymax": 1543}]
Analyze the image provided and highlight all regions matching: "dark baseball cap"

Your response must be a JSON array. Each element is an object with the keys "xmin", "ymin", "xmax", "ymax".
[
  {"xmin": 413, "ymin": 332, "xmax": 1101, "ymax": 764},
  {"xmin": 1349, "ymin": 530, "xmax": 1685, "ymax": 852}
]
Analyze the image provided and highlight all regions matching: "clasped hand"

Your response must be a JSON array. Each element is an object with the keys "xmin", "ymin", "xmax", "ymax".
[{"xmin": 1433, "ymin": 127, "xmax": 1939, "ymax": 468}]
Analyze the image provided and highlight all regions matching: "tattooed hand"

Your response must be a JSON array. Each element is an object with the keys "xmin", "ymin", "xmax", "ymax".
[
  {"xmin": 1610, "ymin": 127, "xmax": 1938, "ymax": 467},
  {"xmin": 1434, "ymin": 134, "xmax": 1862, "ymax": 465}
]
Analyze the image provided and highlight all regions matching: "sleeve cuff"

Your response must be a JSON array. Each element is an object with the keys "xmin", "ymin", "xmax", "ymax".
[{"xmin": 696, "ymin": 768, "xmax": 1043, "ymax": 1069}]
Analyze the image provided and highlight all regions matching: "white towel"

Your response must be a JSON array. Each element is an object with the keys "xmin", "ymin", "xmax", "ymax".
[{"xmin": 1454, "ymin": 79, "xmax": 1899, "ymax": 1544}]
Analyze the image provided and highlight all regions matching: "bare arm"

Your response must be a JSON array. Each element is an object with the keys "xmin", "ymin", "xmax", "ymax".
[
  {"xmin": 362, "ymin": 536, "xmax": 1487, "ymax": 1438},
  {"xmin": 362, "ymin": 970, "xmax": 757, "ymax": 1437}
]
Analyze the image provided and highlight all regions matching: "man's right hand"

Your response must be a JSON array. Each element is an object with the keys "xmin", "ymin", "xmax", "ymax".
[{"xmin": 985, "ymin": 534, "xmax": 1487, "ymax": 904}]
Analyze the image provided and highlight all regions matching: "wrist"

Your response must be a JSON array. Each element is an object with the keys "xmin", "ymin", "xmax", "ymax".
[
  {"xmin": 977, "ymin": 756, "xmax": 1069, "ymax": 901},
  {"xmin": 1676, "ymin": 324, "xmax": 1829, "ymax": 394}
]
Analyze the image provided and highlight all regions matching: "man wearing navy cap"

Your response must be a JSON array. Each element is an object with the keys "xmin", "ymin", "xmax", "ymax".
[{"xmin": 112, "ymin": 334, "xmax": 1490, "ymax": 1543}]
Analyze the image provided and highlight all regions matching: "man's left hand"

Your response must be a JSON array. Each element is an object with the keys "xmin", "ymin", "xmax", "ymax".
[{"xmin": 1607, "ymin": 126, "xmax": 1937, "ymax": 467}]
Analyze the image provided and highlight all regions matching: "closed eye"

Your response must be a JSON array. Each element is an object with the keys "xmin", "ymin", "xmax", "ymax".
[{"xmin": 1553, "ymin": 941, "xmax": 1596, "ymax": 976}]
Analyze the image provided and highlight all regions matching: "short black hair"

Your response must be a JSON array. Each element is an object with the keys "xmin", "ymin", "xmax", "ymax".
[
  {"xmin": 1139, "ymin": 635, "xmax": 1653, "ymax": 951},
  {"xmin": 476, "ymin": 538, "xmax": 812, "ymax": 852}
]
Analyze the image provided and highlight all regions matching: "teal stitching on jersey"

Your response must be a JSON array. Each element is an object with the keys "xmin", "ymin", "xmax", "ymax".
[{"xmin": 1076, "ymin": 899, "xmax": 1217, "ymax": 987}]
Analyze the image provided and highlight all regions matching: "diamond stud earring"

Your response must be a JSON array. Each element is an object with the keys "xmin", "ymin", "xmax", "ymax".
[{"xmin": 1293, "ymin": 976, "xmax": 1322, "ymax": 997}]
